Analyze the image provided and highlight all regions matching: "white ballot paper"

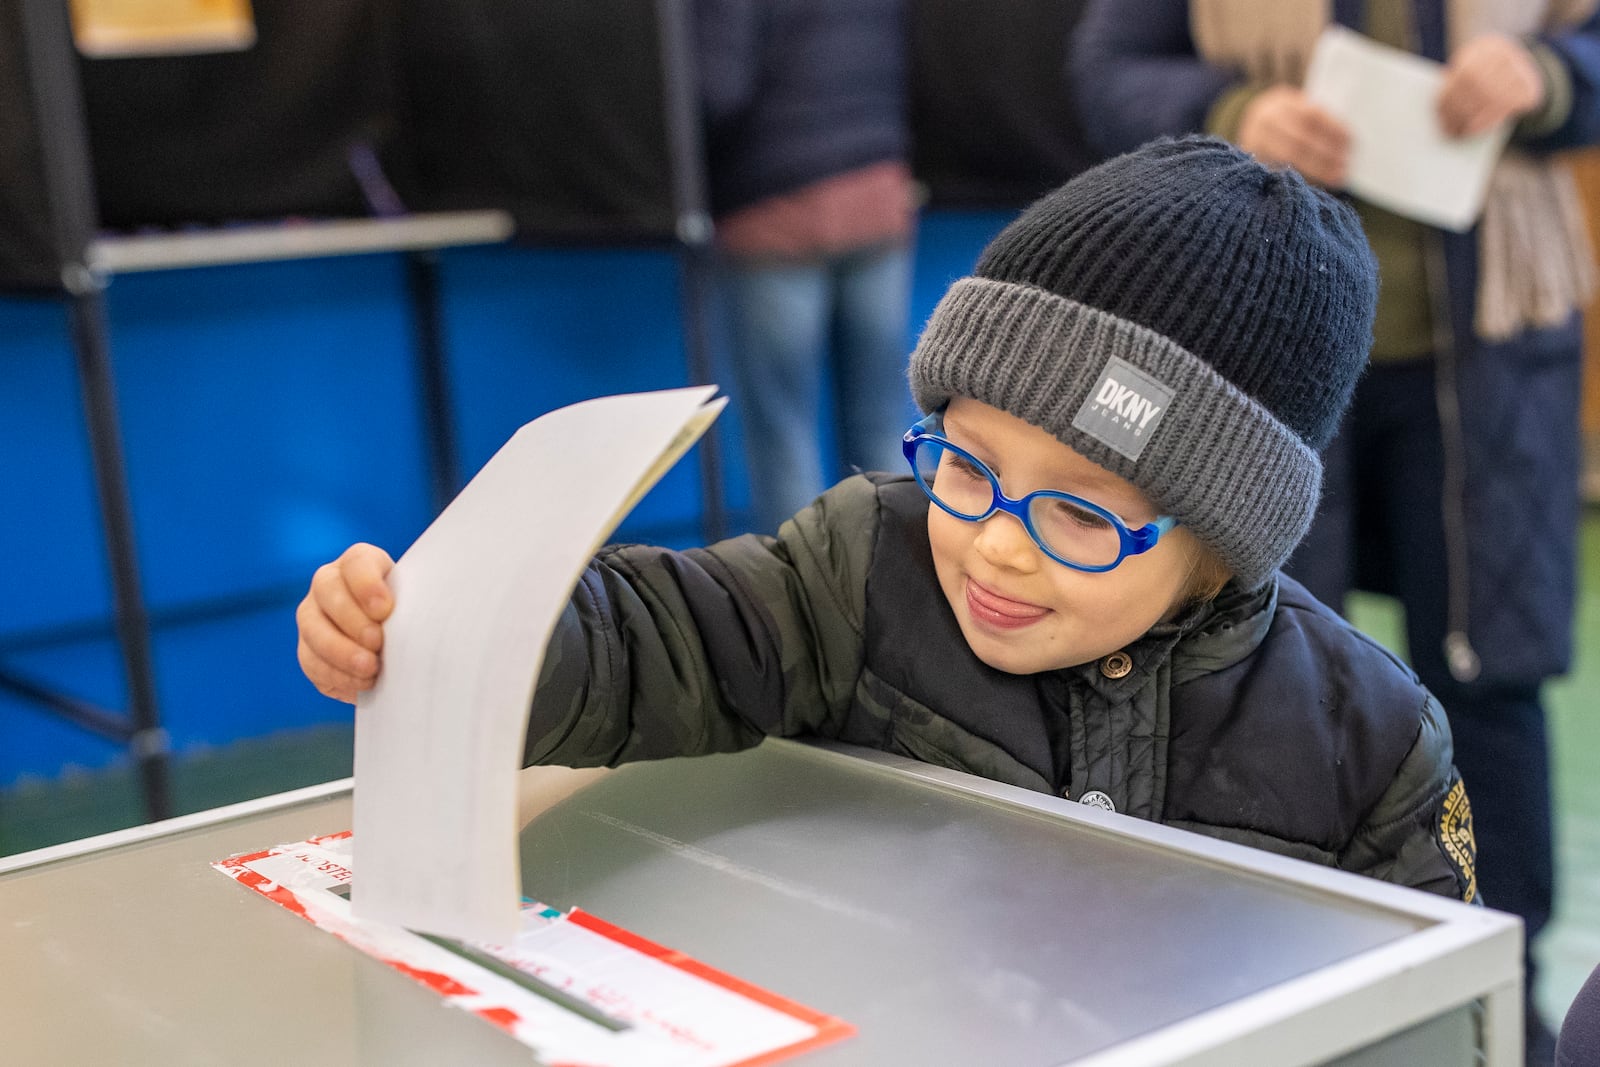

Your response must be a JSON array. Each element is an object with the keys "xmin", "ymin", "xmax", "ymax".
[
  {"xmin": 1304, "ymin": 25, "xmax": 1510, "ymax": 232},
  {"xmin": 353, "ymin": 386, "xmax": 726, "ymax": 944}
]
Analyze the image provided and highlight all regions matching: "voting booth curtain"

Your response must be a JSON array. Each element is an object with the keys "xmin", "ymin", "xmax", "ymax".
[
  {"xmin": 77, "ymin": 1, "xmax": 398, "ymax": 228},
  {"xmin": 909, "ymin": 0, "xmax": 1097, "ymax": 208},
  {"xmin": 389, "ymin": 0, "xmax": 684, "ymax": 243}
]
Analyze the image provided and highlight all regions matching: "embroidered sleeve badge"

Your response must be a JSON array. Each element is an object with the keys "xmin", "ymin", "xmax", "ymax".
[{"xmin": 1438, "ymin": 778, "xmax": 1478, "ymax": 903}]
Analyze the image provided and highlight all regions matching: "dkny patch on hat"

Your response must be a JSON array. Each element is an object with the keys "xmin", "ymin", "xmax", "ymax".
[{"xmin": 909, "ymin": 136, "xmax": 1378, "ymax": 589}]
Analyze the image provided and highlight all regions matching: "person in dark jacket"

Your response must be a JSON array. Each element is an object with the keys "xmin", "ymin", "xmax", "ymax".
[
  {"xmin": 695, "ymin": 0, "xmax": 917, "ymax": 534},
  {"xmin": 1071, "ymin": 5, "xmax": 1600, "ymax": 1059},
  {"xmin": 298, "ymin": 138, "xmax": 1478, "ymax": 912}
]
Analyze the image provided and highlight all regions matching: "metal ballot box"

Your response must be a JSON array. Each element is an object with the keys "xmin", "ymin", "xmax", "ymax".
[{"xmin": 0, "ymin": 739, "xmax": 1519, "ymax": 1066}]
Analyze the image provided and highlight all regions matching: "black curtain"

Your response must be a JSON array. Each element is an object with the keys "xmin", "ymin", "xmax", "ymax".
[
  {"xmin": 910, "ymin": 0, "xmax": 1096, "ymax": 209},
  {"xmin": 5, "ymin": 1, "xmax": 694, "ymax": 252},
  {"xmin": 76, "ymin": 0, "xmax": 401, "ymax": 227},
  {"xmin": 387, "ymin": 0, "xmax": 681, "ymax": 243}
]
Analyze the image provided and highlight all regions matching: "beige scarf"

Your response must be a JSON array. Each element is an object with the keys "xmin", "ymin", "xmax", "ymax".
[{"xmin": 1190, "ymin": 0, "xmax": 1598, "ymax": 341}]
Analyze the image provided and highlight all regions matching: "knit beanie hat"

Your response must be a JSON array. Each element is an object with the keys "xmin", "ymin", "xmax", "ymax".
[{"xmin": 909, "ymin": 136, "xmax": 1377, "ymax": 590}]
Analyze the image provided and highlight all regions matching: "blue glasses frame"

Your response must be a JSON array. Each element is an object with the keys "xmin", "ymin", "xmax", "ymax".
[{"xmin": 901, "ymin": 411, "xmax": 1176, "ymax": 573}]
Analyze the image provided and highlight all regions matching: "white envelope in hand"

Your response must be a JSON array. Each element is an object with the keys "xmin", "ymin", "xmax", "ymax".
[{"xmin": 1304, "ymin": 25, "xmax": 1509, "ymax": 232}]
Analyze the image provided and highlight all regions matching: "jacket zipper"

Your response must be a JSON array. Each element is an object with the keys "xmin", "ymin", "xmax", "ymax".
[
  {"xmin": 1410, "ymin": 0, "xmax": 1480, "ymax": 684},
  {"xmin": 1423, "ymin": 232, "xmax": 1482, "ymax": 683}
]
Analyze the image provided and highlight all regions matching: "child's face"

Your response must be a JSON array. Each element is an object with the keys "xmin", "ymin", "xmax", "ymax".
[{"xmin": 926, "ymin": 396, "xmax": 1214, "ymax": 675}]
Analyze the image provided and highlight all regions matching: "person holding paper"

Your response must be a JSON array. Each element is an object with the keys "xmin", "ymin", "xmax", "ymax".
[
  {"xmin": 1071, "ymin": 4, "xmax": 1600, "ymax": 1061},
  {"xmin": 301, "ymin": 139, "xmax": 1487, "ymax": 926}
]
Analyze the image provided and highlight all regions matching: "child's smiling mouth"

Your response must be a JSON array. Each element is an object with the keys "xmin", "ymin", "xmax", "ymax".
[{"xmin": 965, "ymin": 578, "xmax": 1051, "ymax": 631}]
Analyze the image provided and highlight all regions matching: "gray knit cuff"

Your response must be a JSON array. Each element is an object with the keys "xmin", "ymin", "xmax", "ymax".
[{"xmin": 908, "ymin": 277, "xmax": 1322, "ymax": 589}]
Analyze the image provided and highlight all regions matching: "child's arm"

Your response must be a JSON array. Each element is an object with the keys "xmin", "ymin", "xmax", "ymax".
[
  {"xmin": 520, "ymin": 476, "xmax": 880, "ymax": 770},
  {"xmin": 1338, "ymin": 695, "xmax": 1479, "ymax": 903},
  {"xmin": 291, "ymin": 477, "xmax": 882, "ymax": 762},
  {"xmin": 295, "ymin": 542, "xmax": 395, "ymax": 703}
]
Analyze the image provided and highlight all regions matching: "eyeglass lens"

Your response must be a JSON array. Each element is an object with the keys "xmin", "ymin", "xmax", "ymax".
[{"xmin": 909, "ymin": 438, "xmax": 1125, "ymax": 567}]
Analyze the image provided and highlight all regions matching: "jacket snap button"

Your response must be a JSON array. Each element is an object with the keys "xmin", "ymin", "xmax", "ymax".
[{"xmin": 1100, "ymin": 651, "xmax": 1132, "ymax": 679}]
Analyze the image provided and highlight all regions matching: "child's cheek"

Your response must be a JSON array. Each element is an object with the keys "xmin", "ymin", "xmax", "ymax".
[{"xmin": 925, "ymin": 510, "xmax": 970, "ymax": 604}]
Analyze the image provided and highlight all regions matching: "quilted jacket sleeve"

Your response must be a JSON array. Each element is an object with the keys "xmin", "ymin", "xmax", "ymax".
[
  {"xmin": 520, "ymin": 475, "xmax": 879, "ymax": 769},
  {"xmin": 1338, "ymin": 693, "xmax": 1479, "ymax": 902}
]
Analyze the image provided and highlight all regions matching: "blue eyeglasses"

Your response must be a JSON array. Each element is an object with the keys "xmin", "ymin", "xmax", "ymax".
[{"xmin": 902, "ymin": 411, "xmax": 1176, "ymax": 572}]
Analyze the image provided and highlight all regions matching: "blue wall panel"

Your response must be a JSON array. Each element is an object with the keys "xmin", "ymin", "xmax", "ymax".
[
  {"xmin": 2, "ymin": 296, "xmax": 112, "ymax": 632},
  {"xmin": 439, "ymin": 244, "xmax": 712, "ymax": 541},
  {"xmin": 107, "ymin": 256, "xmax": 435, "ymax": 603}
]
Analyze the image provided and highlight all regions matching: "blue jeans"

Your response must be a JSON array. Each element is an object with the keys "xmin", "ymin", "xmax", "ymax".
[{"xmin": 719, "ymin": 242, "xmax": 914, "ymax": 533}]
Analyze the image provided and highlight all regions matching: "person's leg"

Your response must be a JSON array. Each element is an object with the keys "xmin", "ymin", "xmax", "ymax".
[
  {"xmin": 1401, "ymin": 558, "xmax": 1556, "ymax": 965},
  {"xmin": 829, "ymin": 242, "xmax": 915, "ymax": 479},
  {"xmin": 720, "ymin": 257, "xmax": 831, "ymax": 533},
  {"xmin": 1431, "ymin": 677, "xmax": 1556, "ymax": 1060}
]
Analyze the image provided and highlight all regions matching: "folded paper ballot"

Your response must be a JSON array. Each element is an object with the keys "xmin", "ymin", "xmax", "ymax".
[
  {"xmin": 353, "ymin": 386, "xmax": 726, "ymax": 944},
  {"xmin": 1304, "ymin": 26, "xmax": 1510, "ymax": 232}
]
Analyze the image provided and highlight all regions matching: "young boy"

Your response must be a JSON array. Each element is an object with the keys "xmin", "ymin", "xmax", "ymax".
[{"xmin": 298, "ymin": 136, "xmax": 1476, "ymax": 902}]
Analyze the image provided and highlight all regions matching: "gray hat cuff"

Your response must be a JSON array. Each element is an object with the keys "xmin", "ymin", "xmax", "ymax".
[{"xmin": 908, "ymin": 277, "xmax": 1322, "ymax": 589}]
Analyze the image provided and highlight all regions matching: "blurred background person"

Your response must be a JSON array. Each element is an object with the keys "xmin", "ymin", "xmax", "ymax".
[
  {"xmin": 695, "ymin": 0, "xmax": 916, "ymax": 534},
  {"xmin": 1072, "ymin": 3, "xmax": 1600, "ymax": 1062}
]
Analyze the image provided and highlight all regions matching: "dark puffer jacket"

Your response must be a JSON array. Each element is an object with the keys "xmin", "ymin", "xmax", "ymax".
[{"xmin": 527, "ymin": 474, "xmax": 1476, "ymax": 901}]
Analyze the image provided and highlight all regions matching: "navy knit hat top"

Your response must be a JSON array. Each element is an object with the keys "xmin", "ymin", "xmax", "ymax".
[{"xmin": 910, "ymin": 136, "xmax": 1378, "ymax": 588}]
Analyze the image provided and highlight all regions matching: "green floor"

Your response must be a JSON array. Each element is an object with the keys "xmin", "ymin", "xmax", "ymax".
[
  {"xmin": 0, "ymin": 722, "xmax": 357, "ymax": 857},
  {"xmin": 4, "ymin": 512, "xmax": 1598, "ymax": 1029}
]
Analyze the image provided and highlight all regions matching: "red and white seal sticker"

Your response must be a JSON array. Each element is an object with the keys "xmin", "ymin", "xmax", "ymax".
[{"xmin": 213, "ymin": 833, "xmax": 853, "ymax": 1067}]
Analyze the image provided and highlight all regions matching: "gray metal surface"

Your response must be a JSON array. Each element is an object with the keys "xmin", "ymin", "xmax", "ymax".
[
  {"xmin": 518, "ymin": 742, "xmax": 1427, "ymax": 1065},
  {"xmin": 1, "ymin": 740, "xmax": 1475, "ymax": 1066},
  {"xmin": 3, "ymin": 788, "xmax": 536, "ymax": 1066}
]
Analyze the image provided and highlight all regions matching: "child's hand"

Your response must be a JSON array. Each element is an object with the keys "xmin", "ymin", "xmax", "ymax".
[{"xmin": 296, "ymin": 543, "xmax": 396, "ymax": 703}]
